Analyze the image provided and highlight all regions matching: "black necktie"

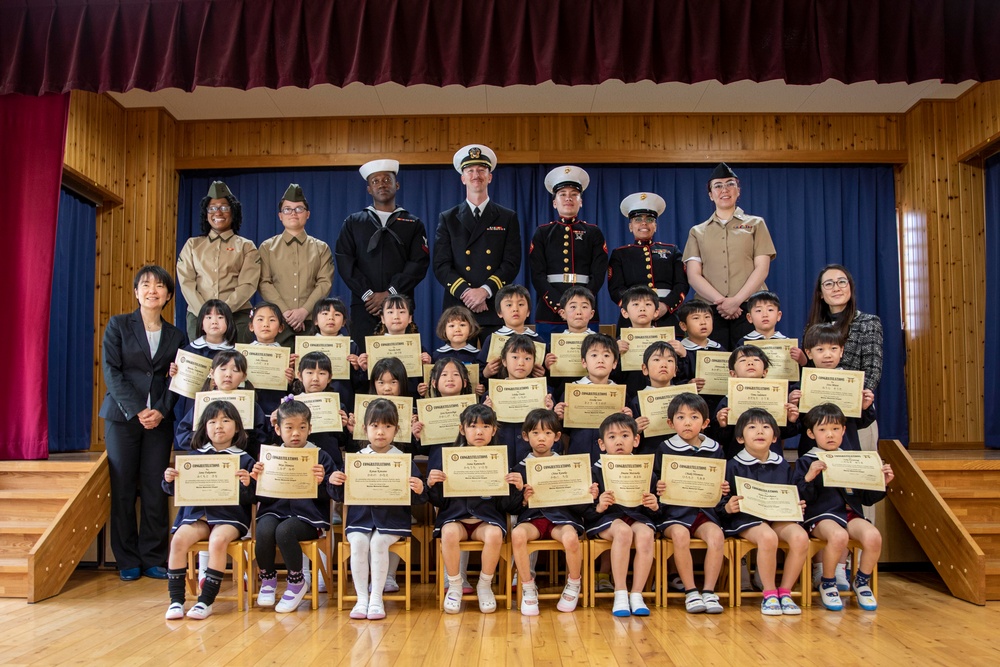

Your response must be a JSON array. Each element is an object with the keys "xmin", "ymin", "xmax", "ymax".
[{"xmin": 474, "ymin": 206, "xmax": 481, "ymax": 222}]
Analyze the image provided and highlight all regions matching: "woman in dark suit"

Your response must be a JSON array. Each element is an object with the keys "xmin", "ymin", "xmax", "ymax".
[{"xmin": 100, "ymin": 265, "xmax": 186, "ymax": 581}]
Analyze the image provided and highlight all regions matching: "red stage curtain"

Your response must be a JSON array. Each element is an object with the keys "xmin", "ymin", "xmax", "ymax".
[
  {"xmin": 0, "ymin": 93, "xmax": 70, "ymax": 460},
  {"xmin": 1, "ymin": 0, "xmax": 998, "ymax": 95}
]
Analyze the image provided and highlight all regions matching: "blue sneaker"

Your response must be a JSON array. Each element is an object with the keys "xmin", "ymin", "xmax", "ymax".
[
  {"xmin": 819, "ymin": 583, "xmax": 843, "ymax": 611},
  {"xmin": 853, "ymin": 581, "xmax": 878, "ymax": 610},
  {"xmin": 119, "ymin": 567, "xmax": 140, "ymax": 581},
  {"xmin": 761, "ymin": 595, "xmax": 782, "ymax": 616},
  {"xmin": 612, "ymin": 591, "xmax": 631, "ymax": 617}
]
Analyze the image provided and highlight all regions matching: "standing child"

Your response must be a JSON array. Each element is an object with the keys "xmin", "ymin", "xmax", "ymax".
[
  {"xmin": 412, "ymin": 357, "xmax": 474, "ymax": 453},
  {"xmin": 311, "ymin": 296, "xmax": 365, "ymax": 388},
  {"xmin": 479, "ymin": 285, "xmax": 546, "ymax": 380},
  {"xmin": 676, "ymin": 300, "xmax": 725, "ymax": 384},
  {"xmin": 252, "ymin": 399, "xmax": 337, "ymax": 613},
  {"xmin": 628, "ymin": 341, "xmax": 681, "ymax": 455},
  {"xmin": 162, "ymin": 401, "xmax": 255, "ymax": 620},
  {"xmin": 737, "ymin": 291, "xmax": 790, "ymax": 345},
  {"xmin": 184, "ymin": 299, "xmax": 237, "ymax": 358},
  {"xmin": 615, "ymin": 286, "xmax": 685, "ymax": 397},
  {"xmin": 328, "ymin": 399, "xmax": 426, "ymax": 620},
  {"xmin": 248, "ymin": 302, "xmax": 296, "ymax": 421},
  {"xmin": 542, "ymin": 286, "xmax": 598, "ymax": 399},
  {"xmin": 719, "ymin": 408, "xmax": 809, "ymax": 616},
  {"xmin": 290, "ymin": 351, "xmax": 350, "ymax": 468},
  {"xmin": 358, "ymin": 294, "xmax": 432, "ymax": 395}
]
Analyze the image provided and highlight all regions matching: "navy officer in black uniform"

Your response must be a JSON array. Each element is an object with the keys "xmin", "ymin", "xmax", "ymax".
[
  {"xmin": 433, "ymin": 144, "xmax": 522, "ymax": 341},
  {"xmin": 528, "ymin": 166, "xmax": 608, "ymax": 340},
  {"xmin": 607, "ymin": 192, "xmax": 688, "ymax": 329},
  {"xmin": 335, "ymin": 159, "xmax": 430, "ymax": 345}
]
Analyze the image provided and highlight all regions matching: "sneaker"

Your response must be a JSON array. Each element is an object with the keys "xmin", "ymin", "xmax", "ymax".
[
  {"xmin": 596, "ymin": 573, "xmax": 614, "ymax": 593},
  {"xmin": 256, "ymin": 577, "xmax": 277, "ymax": 607},
  {"xmin": 164, "ymin": 602, "xmax": 185, "ymax": 620},
  {"xmin": 684, "ymin": 591, "xmax": 706, "ymax": 614},
  {"xmin": 275, "ymin": 584, "xmax": 308, "ymax": 613},
  {"xmin": 761, "ymin": 595, "xmax": 782, "ymax": 616},
  {"xmin": 702, "ymin": 592, "xmax": 724, "ymax": 614},
  {"xmin": 443, "ymin": 587, "xmax": 462, "ymax": 614},
  {"xmin": 556, "ymin": 581, "xmax": 581, "ymax": 613},
  {"xmin": 383, "ymin": 578, "xmax": 400, "ymax": 594},
  {"xmin": 812, "ymin": 563, "xmax": 824, "ymax": 591},
  {"xmin": 367, "ymin": 602, "xmax": 386, "ymax": 620},
  {"xmin": 629, "ymin": 592, "xmax": 650, "ymax": 616},
  {"xmin": 668, "ymin": 575, "xmax": 685, "ymax": 592},
  {"xmin": 853, "ymin": 581, "xmax": 878, "ymax": 611},
  {"xmin": 612, "ymin": 590, "xmax": 630, "ymax": 617},
  {"xmin": 520, "ymin": 585, "xmax": 539, "ymax": 616},
  {"xmin": 186, "ymin": 602, "xmax": 212, "ymax": 620},
  {"xmin": 350, "ymin": 600, "xmax": 368, "ymax": 619},
  {"xmin": 780, "ymin": 595, "xmax": 801, "ymax": 615},
  {"xmin": 477, "ymin": 583, "xmax": 497, "ymax": 614},
  {"xmin": 819, "ymin": 583, "xmax": 843, "ymax": 611},
  {"xmin": 835, "ymin": 563, "xmax": 850, "ymax": 592}
]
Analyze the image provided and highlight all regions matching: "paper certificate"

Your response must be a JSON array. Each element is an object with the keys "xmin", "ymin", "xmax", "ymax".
[
  {"xmin": 728, "ymin": 378, "xmax": 789, "ymax": 427},
  {"xmin": 422, "ymin": 362, "xmax": 480, "ymax": 390},
  {"xmin": 563, "ymin": 384, "xmax": 626, "ymax": 429},
  {"xmin": 365, "ymin": 334, "xmax": 423, "ymax": 377},
  {"xmin": 525, "ymin": 454, "xmax": 593, "ymax": 508},
  {"xmin": 619, "ymin": 328, "xmax": 676, "ymax": 372},
  {"xmin": 799, "ymin": 368, "xmax": 865, "ymax": 418},
  {"xmin": 235, "ymin": 344, "xmax": 290, "ymax": 391},
  {"xmin": 817, "ymin": 450, "xmax": 886, "ymax": 492},
  {"xmin": 294, "ymin": 393, "xmax": 342, "ymax": 433},
  {"xmin": 343, "ymin": 453, "xmax": 412, "ymax": 506},
  {"xmin": 600, "ymin": 454, "xmax": 654, "ymax": 508},
  {"xmin": 295, "ymin": 336, "xmax": 351, "ymax": 379},
  {"xmin": 442, "ymin": 445, "xmax": 509, "ymax": 497},
  {"xmin": 256, "ymin": 445, "xmax": 319, "ymax": 499},
  {"xmin": 734, "ymin": 476, "xmax": 802, "ymax": 522},
  {"xmin": 659, "ymin": 455, "xmax": 725, "ymax": 508},
  {"xmin": 489, "ymin": 378, "xmax": 547, "ymax": 423},
  {"xmin": 746, "ymin": 338, "xmax": 800, "ymax": 382},
  {"xmin": 485, "ymin": 334, "xmax": 546, "ymax": 365},
  {"xmin": 353, "ymin": 395, "xmax": 413, "ymax": 443},
  {"xmin": 638, "ymin": 383, "xmax": 699, "ymax": 437},
  {"xmin": 192, "ymin": 390, "xmax": 255, "ymax": 431},
  {"xmin": 549, "ymin": 333, "xmax": 588, "ymax": 377},
  {"xmin": 696, "ymin": 351, "xmax": 732, "ymax": 395},
  {"xmin": 169, "ymin": 349, "xmax": 213, "ymax": 399},
  {"xmin": 416, "ymin": 395, "xmax": 478, "ymax": 446},
  {"xmin": 173, "ymin": 454, "xmax": 240, "ymax": 507}
]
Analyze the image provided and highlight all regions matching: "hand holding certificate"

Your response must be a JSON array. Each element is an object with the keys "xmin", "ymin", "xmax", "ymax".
[
  {"xmin": 563, "ymin": 384, "xmax": 625, "ymax": 429},
  {"xmin": 489, "ymin": 378, "xmax": 546, "ymax": 423},
  {"xmin": 192, "ymin": 390, "xmax": 255, "ymax": 431},
  {"xmin": 799, "ymin": 369, "xmax": 865, "ymax": 418},
  {"xmin": 295, "ymin": 393, "xmax": 342, "ymax": 433},
  {"xmin": 169, "ymin": 350, "xmax": 213, "ymax": 399},
  {"xmin": 416, "ymin": 395, "xmax": 477, "ymax": 445},
  {"xmin": 695, "ymin": 351, "xmax": 731, "ymax": 395},
  {"xmin": 659, "ymin": 455, "xmax": 725, "ymax": 508},
  {"xmin": 734, "ymin": 476, "xmax": 803, "ymax": 522},
  {"xmin": 353, "ymin": 395, "xmax": 412, "ymax": 443},
  {"xmin": 600, "ymin": 454, "xmax": 654, "ymax": 507},
  {"xmin": 816, "ymin": 450, "xmax": 886, "ymax": 492},
  {"xmin": 638, "ymin": 383, "xmax": 698, "ymax": 437},
  {"xmin": 549, "ymin": 333, "xmax": 587, "ymax": 377},
  {"xmin": 365, "ymin": 334, "xmax": 423, "ymax": 377},
  {"xmin": 257, "ymin": 445, "xmax": 320, "ymax": 499},
  {"xmin": 728, "ymin": 378, "xmax": 789, "ymax": 427},
  {"xmin": 295, "ymin": 336, "xmax": 351, "ymax": 379},
  {"xmin": 525, "ymin": 454, "xmax": 593, "ymax": 508},
  {"xmin": 344, "ymin": 453, "xmax": 412, "ymax": 506},
  {"xmin": 620, "ymin": 328, "xmax": 675, "ymax": 372},
  {"xmin": 235, "ymin": 344, "xmax": 290, "ymax": 391},
  {"xmin": 746, "ymin": 339, "xmax": 799, "ymax": 382},
  {"xmin": 442, "ymin": 446, "xmax": 509, "ymax": 497},
  {"xmin": 173, "ymin": 454, "xmax": 241, "ymax": 506}
]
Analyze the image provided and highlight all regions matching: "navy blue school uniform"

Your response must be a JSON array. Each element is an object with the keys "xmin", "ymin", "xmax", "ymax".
[
  {"xmin": 477, "ymin": 326, "xmax": 547, "ymax": 367},
  {"xmin": 652, "ymin": 435, "xmax": 725, "ymax": 531},
  {"xmin": 626, "ymin": 384, "xmax": 684, "ymax": 455},
  {"xmin": 546, "ymin": 326, "xmax": 594, "ymax": 402},
  {"xmin": 175, "ymin": 402, "xmax": 269, "ymax": 460},
  {"xmin": 676, "ymin": 337, "xmax": 726, "ymax": 384},
  {"xmin": 256, "ymin": 444, "xmax": 338, "ymax": 532},
  {"xmin": 793, "ymin": 448, "xmax": 887, "ymax": 532},
  {"xmin": 426, "ymin": 444, "xmax": 521, "ymax": 538},
  {"xmin": 432, "ymin": 344, "xmax": 480, "ymax": 365},
  {"xmin": 796, "ymin": 403, "xmax": 876, "ymax": 457},
  {"xmin": 707, "ymin": 396, "xmax": 797, "ymax": 459},
  {"xmin": 607, "ymin": 239, "xmax": 688, "ymax": 329},
  {"xmin": 246, "ymin": 341, "xmax": 290, "ymax": 422},
  {"xmin": 718, "ymin": 449, "xmax": 797, "ymax": 536},
  {"xmin": 170, "ymin": 339, "xmax": 233, "ymax": 425},
  {"xmin": 528, "ymin": 217, "xmax": 608, "ymax": 326},
  {"xmin": 311, "ymin": 432, "xmax": 345, "ymax": 469},
  {"xmin": 510, "ymin": 453, "xmax": 587, "ymax": 534},
  {"xmin": 583, "ymin": 458, "xmax": 658, "ymax": 538},
  {"xmin": 736, "ymin": 330, "xmax": 787, "ymax": 349},
  {"xmin": 560, "ymin": 378, "xmax": 622, "ymax": 464},
  {"xmin": 162, "ymin": 444, "xmax": 256, "ymax": 535},
  {"xmin": 329, "ymin": 444, "xmax": 427, "ymax": 536}
]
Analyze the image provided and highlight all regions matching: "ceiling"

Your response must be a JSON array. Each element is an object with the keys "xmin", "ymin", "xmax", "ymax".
[{"xmin": 108, "ymin": 79, "xmax": 976, "ymax": 120}]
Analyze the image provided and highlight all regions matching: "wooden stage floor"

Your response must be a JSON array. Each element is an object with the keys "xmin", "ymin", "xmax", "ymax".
[{"xmin": 0, "ymin": 571, "xmax": 997, "ymax": 666}]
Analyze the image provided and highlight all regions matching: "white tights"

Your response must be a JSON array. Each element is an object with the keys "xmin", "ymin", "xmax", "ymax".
[{"xmin": 347, "ymin": 530, "xmax": 400, "ymax": 603}]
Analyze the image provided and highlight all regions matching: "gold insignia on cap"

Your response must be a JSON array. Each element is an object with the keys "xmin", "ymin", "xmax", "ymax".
[
  {"xmin": 470, "ymin": 147, "xmax": 481, "ymax": 159},
  {"xmin": 564, "ymin": 167, "xmax": 571, "ymax": 174},
  {"xmin": 640, "ymin": 193, "xmax": 647, "ymax": 200}
]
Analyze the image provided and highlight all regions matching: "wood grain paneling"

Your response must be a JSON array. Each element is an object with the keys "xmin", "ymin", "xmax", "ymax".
[
  {"xmin": 63, "ymin": 92, "xmax": 125, "ymax": 202},
  {"xmin": 955, "ymin": 81, "xmax": 1000, "ymax": 161}
]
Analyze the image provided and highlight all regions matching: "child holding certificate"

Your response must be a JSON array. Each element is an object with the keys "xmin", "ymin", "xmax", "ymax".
[
  {"xmin": 737, "ymin": 290, "xmax": 791, "ymax": 346},
  {"xmin": 676, "ymin": 300, "xmax": 725, "ymax": 386},
  {"xmin": 357, "ymin": 295, "xmax": 432, "ymax": 394},
  {"xmin": 248, "ymin": 302, "xmax": 295, "ymax": 421},
  {"xmin": 431, "ymin": 306, "xmax": 483, "ymax": 390},
  {"xmin": 290, "ymin": 351, "xmax": 350, "ymax": 467},
  {"xmin": 542, "ymin": 286, "xmax": 598, "ymax": 399},
  {"xmin": 584, "ymin": 413, "xmax": 660, "ymax": 617},
  {"xmin": 627, "ymin": 341, "xmax": 681, "ymax": 455},
  {"xmin": 794, "ymin": 404, "xmax": 893, "ymax": 611},
  {"xmin": 162, "ymin": 401, "xmax": 255, "ymax": 620},
  {"xmin": 427, "ymin": 404, "xmax": 523, "ymax": 614},
  {"xmin": 251, "ymin": 399, "xmax": 337, "ymax": 613},
  {"xmin": 311, "ymin": 297, "xmax": 365, "ymax": 386},
  {"xmin": 328, "ymin": 399, "xmax": 426, "ymax": 620},
  {"xmin": 654, "ymin": 393, "xmax": 727, "ymax": 614},
  {"xmin": 479, "ymin": 285, "xmax": 546, "ymax": 379},
  {"xmin": 614, "ymin": 286, "xmax": 684, "ymax": 397},
  {"xmin": 412, "ymin": 357, "xmax": 474, "ymax": 453},
  {"xmin": 719, "ymin": 408, "xmax": 809, "ymax": 616}
]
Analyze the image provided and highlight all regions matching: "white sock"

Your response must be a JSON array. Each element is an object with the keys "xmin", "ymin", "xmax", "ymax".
[
  {"xmin": 478, "ymin": 572, "xmax": 494, "ymax": 589},
  {"xmin": 370, "ymin": 531, "xmax": 400, "ymax": 602},
  {"xmin": 347, "ymin": 531, "xmax": 371, "ymax": 600},
  {"xmin": 447, "ymin": 574, "xmax": 463, "ymax": 592},
  {"xmin": 198, "ymin": 551, "xmax": 209, "ymax": 579},
  {"xmin": 386, "ymin": 551, "xmax": 401, "ymax": 583}
]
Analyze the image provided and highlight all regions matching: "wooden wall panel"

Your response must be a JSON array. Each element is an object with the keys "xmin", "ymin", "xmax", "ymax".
[
  {"xmin": 955, "ymin": 81, "xmax": 1000, "ymax": 161},
  {"xmin": 63, "ymin": 92, "xmax": 125, "ymax": 202}
]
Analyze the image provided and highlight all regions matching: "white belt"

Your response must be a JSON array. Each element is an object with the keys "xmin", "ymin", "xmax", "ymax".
[
  {"xmin": 655, "ymin": 288, "xmax": 671, "ymax": 298},
  {"xmin": 547, "ymin": 273, "xmax": 589, "ymax": 284}
]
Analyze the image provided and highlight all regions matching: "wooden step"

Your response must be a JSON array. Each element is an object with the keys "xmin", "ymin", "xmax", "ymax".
[
  {"xmin": 0, "ymin": 520, "xmax": 48, "ymax": 533},
  {"xmin": 0, "ymin": 557, "xmax": 27, "ymax": 574},
  {"xmin": 0, "ymin": 531, "xmax": 42, "ymax": 557},
  {"xmin": 989, "ymin": 571, "xmax": 1000, "ymax": 600},
  {"xmin": 0, "ymin": 470, "xmax": 87, "ymax": 492},
  {"xmin": 923, "ymin": 472, "xmax": 1000, "ymax": 491},
  {"xmin": 915, "ymin": 458, "xmax": 1000, "ymax": 472},
  {"xmin": 0, "ymin": 460, "xmax": 98, "ymax": 473},
  {"xmin": 943, "ymin": 500, "xmax": 1000, "ymax": 524},
  {"xmin": 0, "ymin": 493, "xmax": 69, "ymax": 523},
  {"xmin": 0, "ymin": 573, "xmax": 28, "ymax": 597},
  {"xmin": 929, "ymin": 487, "xmax": 1000, "ymax": 500}
]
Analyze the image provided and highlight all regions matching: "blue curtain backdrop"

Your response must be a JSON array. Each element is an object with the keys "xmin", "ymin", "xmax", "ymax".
[
  {"xmin": 48, "ymin": 188, "xmax": 96, "ymax": 452},
  {"xmin": 985, "ymin": 155, "xmax": 1000, "ymax": 448},
  {"xmin": 177, "ymin": 164, "xmax": 907, "ymax": 441}
]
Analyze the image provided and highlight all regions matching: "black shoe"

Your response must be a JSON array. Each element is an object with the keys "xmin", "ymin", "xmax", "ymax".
[
  {"xmin": 143, "ymin": 566, "xmax": 168, "ymax": 580},
  {"xmin": 119, "ymin": 567, "xmax": 141, "ymax": 581}
]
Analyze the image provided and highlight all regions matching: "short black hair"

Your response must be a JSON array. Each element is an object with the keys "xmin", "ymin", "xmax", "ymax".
[
  {"xmin": 746, "ymin": 290, "xmax": 781, "ymax": 311},
  {"xmin": 728, "ymin": 345, "xmax": 771, "ymax": 371},
  {"xmin": 495, "ymin": 284, "xmax": 531, "ymax": 312},
  {"xmin": 364, "ymin": 397, "xmax": 400, "ymax": 428},
  {"xmin": 734, "ymin": 407, "xmax": 777, "ymax": 439},
  {"xmin": 803, "ymin": 323, "xmax": 846, "ymax": 349},
  {"xmin": 134, "ymin": 265, "xmax": 174, "ymax": 296},
  {"xmin": 666, "ymin": 392, "xmax": 709, "ymax": 420},
  {"xmin": 802, "ymin": 403, "xmax": 847, "ymax": 432},
  {"xmin": 559, "ymin": 286, "xmax": 597, "ymax": 311},
  {"xmin": 196, "ymin": 299, "xmax": 237, "ymax": 346},
  {"xmin": 620, "ymin": 285, "xmax": 658, "ymax": 309},
  {"xmin": 191, "ymin": 400, "xmax": 248, "ymax": 451},
  {"xmin": 598, "ymin": 413, "xmax": 638, "ymax": 439},
  {"xmin": 580, "ymin": 333, "xmax": 619, "ymax": 363},
  {"xmin": 521, "ymin": 408, "xmax": 561, "ymax": 435},
  {"xmin": 276, "ymin": 399, "xmax": 312, "ymax": 425},
  {"xmin": 642, "ymin": 340, "xmax": 678, "ymax": 367},
  {"xmin": 675, "ymin": 300, "xmax": 713, "ymax": 325},
  {"xmin": 311, "ymin": 297, "xmax": 350, "ymax": 333}
]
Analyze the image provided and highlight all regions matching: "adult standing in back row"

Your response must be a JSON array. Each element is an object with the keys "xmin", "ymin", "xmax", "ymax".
[
  {"xmin": 433, "ymin": 145, "xmax": 522, "ymax": 341},
  {"xmin": 682, "ymin": 164, "xmax": 776, "ymax": 350}
]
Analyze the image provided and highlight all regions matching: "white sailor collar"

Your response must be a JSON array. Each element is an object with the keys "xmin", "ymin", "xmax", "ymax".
[
  {"xmin": 573, "ymin": 377, "xmax": 616, "ymax": 385},
  {"xmin": 518, "ymin": 450, "xmax": 560, "ymax": 467},
  {"xmin": 190, "ymin": 337, "xmax": 235, "ymax": 351},
  {"xmin": 196, "ymin": 444, "xmax": 245, "ymax": 455},
  {"xmin": 560, "ymin": 328, "xmax": 596, "ymax": 335},
  {"xmin": 803, "ymin": 446, "xmax": 835, "ymax": 459},
  {"xmin": 360, "ymin": 444, "xmax": 405, "ymax": 455},
  {"xmin": 436, "ymin": 343, "xmax": 479, "ymax": 354},
  {"xmin": 664, "ymin": 434, "xmax": 721, "ymax": 454},
  {"xmin": 742, "ymin": 330, "xmax": 788, "ymax": 341},
  {"xmin": 496, "ymin": 326, "xmax": 539, "ymax": 338},
  {"xmin": 734, "ymin": 449, "xmax": 783, "ymax": 466},
  {"xmin": 682, "ymin": 338, "xmax": 723, "ymax": 351},
  {"xmin": 366, "ymin": 205, "xmax": 404, "ymax": 215},
  {"xmin": 250, "ymin": 340, "xmax": 282, "ymax": 347}
]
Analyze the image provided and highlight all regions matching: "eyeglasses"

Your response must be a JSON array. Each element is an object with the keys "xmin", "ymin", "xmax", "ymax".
[
  {"xmin": 821, "ymin": 278, "xmax": 850, "ymax": 290},
  {"xmin": 710, "ymin": 180, "xmax": 739, "ymax": 192},
  {"xmin": 280, "ymin": 206, "xmax": 307, "ymax": 215},
  {"xmin": 206, "ymin": 205, "xmax": 231, "ymax": 213}
]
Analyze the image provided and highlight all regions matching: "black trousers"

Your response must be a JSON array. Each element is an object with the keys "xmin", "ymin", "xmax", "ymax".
[
  {"xmin": 349, "ymin": 304, "xmax": 381, "ymax": 351},
  {"xmin": 709, "ymin": 302, "xmax": 754, "ymax": 351},
  {"xmin": 104, "ymin": 418, "xmax": 172, "ymax": 570}
]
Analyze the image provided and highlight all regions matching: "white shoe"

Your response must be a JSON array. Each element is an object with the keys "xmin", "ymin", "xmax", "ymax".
[
  {"xmin": 164, "ymin": 602, "xmax": 184, "ymax": 620},
  {"xmin": 443, "ymin": 586, "xmax": 462, "ymax": 614},
  {"xmin": 702, "ymin": 592, "xmax": 724, "ymax": 614},
  {"xmin": 256, "ymin": 578, "xmax": 277, "ymax": 607},
  {"xmin": 556, "ymin": 581, "xmax": 581, "ymax": 613},
  {"xmin": 383, "ymin": 578, "xmax": 400, "ymax": 594},
  {"xmin": 367, "ymin": 602, "xmax": 386, "ymax": 620},
  {"xmin": 684, "ymin": 590, "xmax": 706, "ymax": 614},
  {"xmin": 629, "ymin": 592, "xmax": 650, "ymax": 616},
  {"xmin": 350, "ymin": 600, "xmax": 368, "ymax": 619},
  {"xmin": 186, "ymin": 602, "xmax": 212, "ymax": 620},
  {"xmin": 819, "ymin": 583, "xmax": 844, "ymax": 611},
  {"xmin": 477, "ymin": 583, "xmax": 497, "ymax": 614},
  {"xmin": 612, "ymin": 590, "xmax": 630, "ymax": 617},
  {"xmin": 275, "ymin": 584, "xmax": 308, "ymax": 613},
  {"xmin": 520, "ymin": 585, "xmax": 539, "ymax": 616},
  {"xmin": 596, "ymin": 574, "xmax": 614, "ymax": 592}
]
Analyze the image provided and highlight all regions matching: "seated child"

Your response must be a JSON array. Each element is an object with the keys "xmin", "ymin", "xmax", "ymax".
[
  {"xmin": 290, "ymin": 351, "xmax": 350, "ymax": 468},
  {"xmin": 480, "ymin": 285, "xmax": 546, "ymax": 380}
]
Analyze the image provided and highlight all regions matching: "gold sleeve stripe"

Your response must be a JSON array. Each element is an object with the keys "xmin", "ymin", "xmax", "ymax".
[{"xmin": 449, "ymin": 278, "xmax": 467, "ymax": 296}]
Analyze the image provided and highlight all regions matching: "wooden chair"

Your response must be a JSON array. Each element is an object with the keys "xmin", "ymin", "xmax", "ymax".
[
  {"xmin": 505, "ymin": 534, "xmax": 589, "ymax": 610},
  {"xmin": 660, "ymin": 537, "xmax": 735, "ymax": 608},
  {"xmin": 734, "ymin": 538, "xmax": 810, "ymax": 607},
  {"xmin": 806, "ymin": 538, "xmax": 878, "ymax": 603},
  {"xmin": 587, "ymin": 537, "xmax": 661, "ymax": 608},
  {"xmin": 336, "ymin": 506, "xmax": 414, "ymax": 611},
  {"xmin": 184, "ymin": 538, "xmax": 251, "ymax": 611},
  {"xmin": 435, "ymin": 530, "xmax": 511, "ymax": 610}
]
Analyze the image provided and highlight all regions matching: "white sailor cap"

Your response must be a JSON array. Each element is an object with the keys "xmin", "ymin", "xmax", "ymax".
[
  {"xmin": 359, "ymin": 159, "xmax": 400, "ymax": 181},
  {"xmin": 544, "ymin": 166, "xmax": 590, "ymax": 194},
  {"xmin": 620, "ymin": 192, "xmax": 667, "ymax": 219},
  {"xmin": 453, "ymin": 144, "xmax": 497, "ymax": 172}
]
